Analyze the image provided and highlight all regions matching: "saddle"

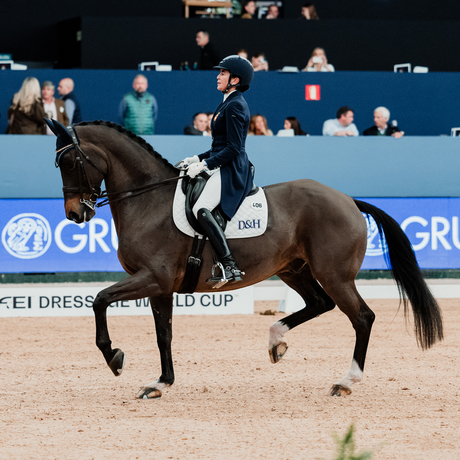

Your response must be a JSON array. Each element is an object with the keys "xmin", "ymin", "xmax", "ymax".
[
  {"xmin": 177, "ymin": 165, "xmax": 264, "ymax": 294},
  {"xmin": 181, "ymin": 164, "xmax": 258, "ymax": 235}
]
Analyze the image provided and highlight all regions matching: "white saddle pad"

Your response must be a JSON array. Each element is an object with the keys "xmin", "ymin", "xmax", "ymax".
[{"xmin": 172, "ymin": 172, "xmax": 268, "ymax": 239}]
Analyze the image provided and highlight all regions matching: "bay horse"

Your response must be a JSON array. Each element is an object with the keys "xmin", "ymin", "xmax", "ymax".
[{"xmin": 46, "ymin": 119, "xmax": 443, "ymax": 399}]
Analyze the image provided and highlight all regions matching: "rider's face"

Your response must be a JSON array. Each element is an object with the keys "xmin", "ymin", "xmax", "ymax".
[{"xmin": 217, "ymin": 69, "xmax": 230, "ymax": 92}]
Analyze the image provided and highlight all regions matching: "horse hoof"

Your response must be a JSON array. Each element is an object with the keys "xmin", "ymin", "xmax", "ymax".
[
  {"xmin": 330, "ymin": 384, "xmax": 352, "ymax": 396},
  {"xmin": 108, "ymin": 348, "xmax": 126, "ymax": 377},
  {"xmin": 269, "ymin": 342, "xmax": 288, "ymax": 364},
  {"xmin": 137, "ymin": 387, "xmax": 162, "ymax": 400}
]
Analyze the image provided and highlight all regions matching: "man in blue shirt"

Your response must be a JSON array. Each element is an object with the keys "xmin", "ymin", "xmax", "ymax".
[{"xmin": 322, "ymin": 106, "xmax": 359, "ymax": 136}]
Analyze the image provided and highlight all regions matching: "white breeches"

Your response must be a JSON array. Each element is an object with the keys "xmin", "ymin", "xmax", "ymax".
[{"xmin": 192, "ymin": 168, "xmax": 221, "ymax": 218}]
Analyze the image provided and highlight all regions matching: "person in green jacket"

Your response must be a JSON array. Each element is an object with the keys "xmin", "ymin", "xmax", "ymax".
[{"xmin": 119, "ymin": 74, "xmax": 158, "ymax": 135}]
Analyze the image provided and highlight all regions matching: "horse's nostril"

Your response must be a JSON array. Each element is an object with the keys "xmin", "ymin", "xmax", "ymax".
[{"xmin": 68, "ymin": 211, "xmax": 80, "ymax": 223}]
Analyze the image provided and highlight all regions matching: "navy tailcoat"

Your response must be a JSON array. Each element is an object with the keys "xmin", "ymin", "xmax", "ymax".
[{"xmin": 198, "ymin": 91, "xmax": 253, "ymax": 221}]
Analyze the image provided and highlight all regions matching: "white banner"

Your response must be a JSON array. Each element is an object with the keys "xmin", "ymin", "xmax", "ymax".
[{"xmin": 0, "ymin": 286, "xmax": 254, "ymax": 318}]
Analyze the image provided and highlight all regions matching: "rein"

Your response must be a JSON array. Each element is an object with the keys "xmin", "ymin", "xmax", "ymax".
[
  {"xmin": 95, "ymin": 176, "xmax": 182, "ymax": 208},
  {"xmin": 56, "ymin": 128, "xmax": 185, "ymax": 210}
]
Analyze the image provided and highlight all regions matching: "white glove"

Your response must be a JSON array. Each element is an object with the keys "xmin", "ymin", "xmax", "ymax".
[
  {"xmin": 187, "ymin": 161, "xmax": 207, "ymax": 179},
  {"xmin": 180, "ymin": 155, "xmax": 200, "ymax": 168}
]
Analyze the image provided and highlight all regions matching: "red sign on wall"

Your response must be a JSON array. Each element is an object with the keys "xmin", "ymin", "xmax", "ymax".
[{"xmin": 305, "ymin": 85, "xmax": 321, "ymax": 101}]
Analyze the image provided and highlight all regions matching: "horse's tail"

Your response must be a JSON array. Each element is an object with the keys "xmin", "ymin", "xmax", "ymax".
[{"xmin": 354, "ymin": 199, "xmax": 443, "ymax": 349}]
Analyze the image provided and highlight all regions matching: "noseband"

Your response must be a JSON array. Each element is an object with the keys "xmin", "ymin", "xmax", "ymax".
[{"xmin": 55, "ymin": 126, "xmax": 104, "ymax": 211}]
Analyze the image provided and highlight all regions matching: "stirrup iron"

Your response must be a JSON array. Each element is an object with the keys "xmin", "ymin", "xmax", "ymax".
[{"xmin": 210, "ymin": 262, "xmax": 228, "ymax": 289}]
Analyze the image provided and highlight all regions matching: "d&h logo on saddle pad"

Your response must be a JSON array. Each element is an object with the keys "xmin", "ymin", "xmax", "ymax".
[{"xmin": 172, "ymin": 173, "xmax": 268, "ymax": 238}]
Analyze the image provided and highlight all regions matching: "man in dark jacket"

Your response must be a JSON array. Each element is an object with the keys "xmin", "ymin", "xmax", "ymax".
[
  {"xmin": 184, "ymin": 112, "xmax": 210, "ymax": 135},
  {"xmin": 57, "ymin": 78, "xmax": 82, "ymax": 124},
  {"xmin": 196, "ymin": 30, "xmax": 220, "ymax": 70},
  {"xmin": 363, "ymin": 107, "xmax": 404, "ymax": 138}
]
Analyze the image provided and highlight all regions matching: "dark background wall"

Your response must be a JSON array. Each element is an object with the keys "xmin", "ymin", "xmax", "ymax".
[
  {"xmin": 76, "ymin": 17, "xmax": 460, "ymax": 72},
  {"xmin": 1, "ymin": 0, "xmax": 460, "ymax": 70}
]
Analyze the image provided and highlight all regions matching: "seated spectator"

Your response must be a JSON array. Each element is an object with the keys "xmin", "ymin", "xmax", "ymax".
[
  {"xmin": 302, "ymin": 47, "xmax": 334, "ymax": 72},
  {"xmin": 363, "ymin": 107, "xmax": 404, "ymax": 138},
  {"xmin": 301, "ymin": 3, "xmax": 318, "ymax": 19},
  {"xmin": 284, "ymin": 117, "xmax": 307, "ymax": 135},
  {"xmin": 323, "ymin": 106, "xmax": 359, "ymax": 136},
  {"xmin": 184, "ymin": 112, "xmax": 210, "ymax": 136},
  {"xmin": 241, "ymin": 1, "xmax": 256, "ymax": 18},
  {"xmin": 205, "ymin": 111, "xmax": 213, "ymax": 136},
  {"xmin": 6, "ymin": 76, "xmax": 45, "ymax": 135},
  {"xmin": 251, "ymin": 53, "xmax": 269, "ymax": 72},
  {"xmin": 41, "ymin": 81, "xmax": 69, "ymax": 135},
  {"xmin": 248, "ymin": 114, "xmax": 273, "ymax": 136},
  {"xmin": 237, "ymin": 48, "xmax": 248, "ymax": 60},
  {"xmin": 265, "ymin": 4, "xmax": 279, "ymax": 19}
]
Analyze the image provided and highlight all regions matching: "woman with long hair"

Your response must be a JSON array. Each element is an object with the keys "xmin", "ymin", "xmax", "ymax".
[
  {"xmin": 284, "ymin": 117, "xmax": 307, "ymax": 135},
  {"xmin": 301, "ymin": 3, "xmax": 318, "ymax": 20},
  {"xmin": 6, "ymin": 77, "xmax": 45, "ymax": 134},
  {"xmin": 303, "ymin": 47, "xmax": 335, "ymax": 72},
  {"xmin": 248, "ymin": 114, "xmax": 273, "ymax": 136}
]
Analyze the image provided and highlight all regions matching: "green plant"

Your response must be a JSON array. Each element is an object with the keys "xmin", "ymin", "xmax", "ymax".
[{"xmin": 321, "ymin": 424, "xmax": 373, "ymax": 460}]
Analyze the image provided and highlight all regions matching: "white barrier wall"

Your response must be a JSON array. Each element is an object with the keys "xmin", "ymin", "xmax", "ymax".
[{"xmin": 0, "ymin": 286, "xmax": 254, "ymax": 318}]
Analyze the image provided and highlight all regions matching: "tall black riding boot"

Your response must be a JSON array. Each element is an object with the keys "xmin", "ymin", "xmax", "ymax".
[{"xmin": 197, "ymin": 208, "xmax": 244, "ymax": 286}]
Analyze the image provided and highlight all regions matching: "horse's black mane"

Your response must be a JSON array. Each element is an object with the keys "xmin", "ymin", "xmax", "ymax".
[{"xmin": 76, "ymin": 120, "xmax": 176, "ymax": 172}]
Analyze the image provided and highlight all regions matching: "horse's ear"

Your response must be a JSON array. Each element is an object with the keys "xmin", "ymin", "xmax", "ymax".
[
  {"xmin": 44, "ymin": 118, "xmax": 59, "ymax": 136},
  {"xmin": 46, "ymin": 118, "xmax": 75, "ymax": 152}
]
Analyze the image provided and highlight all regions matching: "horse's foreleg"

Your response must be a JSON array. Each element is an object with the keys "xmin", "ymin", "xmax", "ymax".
[
  {"xmin": 137, "ymin": 295, "xmax": 174, "ymax": 400},
  {"xmin": 93, "ymin": 271, "xmax": 162, "ymax": 377},
  {"xmin": 269, "ymin": 272, "xmax": 335, "ymax": 363}
]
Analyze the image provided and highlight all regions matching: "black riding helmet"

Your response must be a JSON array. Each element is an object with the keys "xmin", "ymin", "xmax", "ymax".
[{"xmin": 214, "ymin": 55, "xmax": 254, "ymax": 93}]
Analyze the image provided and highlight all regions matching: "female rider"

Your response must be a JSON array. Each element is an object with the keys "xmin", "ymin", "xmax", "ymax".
[{"xmin": 180, "ymin": 55, "xmax": 254, "ymax": 286}]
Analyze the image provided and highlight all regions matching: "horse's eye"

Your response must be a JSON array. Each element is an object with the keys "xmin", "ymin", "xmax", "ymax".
[{"xmin": 62, "ymin": 153, "xmax": 76, "ymax": 170}]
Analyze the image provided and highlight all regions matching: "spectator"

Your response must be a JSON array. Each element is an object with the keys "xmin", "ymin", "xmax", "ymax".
[
  {"xmin": 251, "ymin": 53, "xmax": 269, "ymax": 72},
  {"xmin": 6, "ymin": 76, "xmax": 45, "ymax": 135},
  {"xmin": 265, "ymin": 4, "xmax": 279, "ymax": 19},
  {"xmin": 196, "ymin": 30, "xmax": 220, "ymax": 70},
  {"xmin": 241, "ymin": 1, "xmax": 256, "ymax": 18},
  {"xmin": 205, "ymin": 111, "xmax": 213, "ymax": 136},
  {"xmin": 42, "ymin": 81, "xmax": 69, "ymax": 134},
  {"xmin": 301, "ymin": 3, "xmax": 318, "ymax": 19},
  {"xmin": 184, "ymin": 112, "xmax": 210, "ymax": 136},
  {"xmin": 237, "ymin": 49, "xmax": 248, "ymax": 60},
  {"xmin": 57, "ymin": 78, "xmax": 82, "ymax": 124},
  {"xmin": 118, "ymin": 74, "xmax": 158, "ymax": 135},
  {"xmin": 363, "ymin": 107, "xmax": 404, "ymax": 138},
  {"xmin": 323, "ymin": 106, "xmax": 359, "ymax": 137},
  {"xmin": 284, "ymin": 117, "xmax": 307, "ymax": 135},
  {"xmin": 248, "ymin": 114, "xmax": 273, "ymax": 136},
  {"xmin": 303, "ymin": 47, "xmax": 335, "ymax": 72}
]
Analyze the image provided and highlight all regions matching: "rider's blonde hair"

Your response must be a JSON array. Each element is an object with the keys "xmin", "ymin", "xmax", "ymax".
[{"xmin": 11, "ymin": 77, "xmax": 42, "ymax": 113}]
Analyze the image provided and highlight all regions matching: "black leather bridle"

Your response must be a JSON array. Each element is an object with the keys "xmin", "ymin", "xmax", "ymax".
[
  {"xmin": 55, "ymin": 125, "xmax": 184, "ymax": 210},
  {"xmin": 55, "ymin": 125, "xmax": 104, "ymax": 211}
]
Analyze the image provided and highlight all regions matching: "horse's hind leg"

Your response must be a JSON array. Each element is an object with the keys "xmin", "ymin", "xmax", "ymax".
[
  {"xmin": 269, "ymin": 265, "xmax": 336, "ymax": 363},
  {"xmin": 137, "ymin": 295, "xmax": 174, "ymax": 400}
]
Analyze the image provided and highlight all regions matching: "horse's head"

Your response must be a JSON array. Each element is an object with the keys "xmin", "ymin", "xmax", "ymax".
[{"xmin": 45, "ymin": 118, "xmax": 106, "ymax": 224}]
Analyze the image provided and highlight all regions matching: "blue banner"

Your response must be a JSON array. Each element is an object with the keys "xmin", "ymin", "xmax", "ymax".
[{"xmin": 1, "ymin": 198, "xmax": 460, "ymax": 273}]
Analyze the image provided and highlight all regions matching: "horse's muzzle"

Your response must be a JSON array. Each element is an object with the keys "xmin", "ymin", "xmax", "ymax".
[{"xmin": 65, "ymin": 197, "xmax": 95, "ymax": 223}]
